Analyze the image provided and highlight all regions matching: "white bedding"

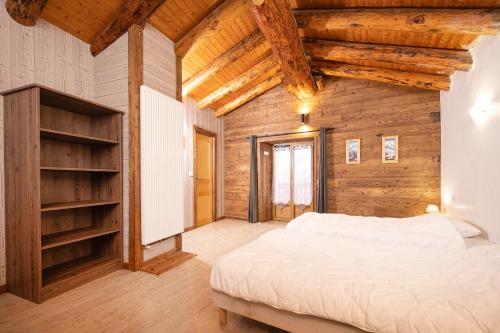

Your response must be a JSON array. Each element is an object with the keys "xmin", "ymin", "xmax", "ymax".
[{"xmin": 211, "ymin": 213, "xmax": 500, "ymax": 333}]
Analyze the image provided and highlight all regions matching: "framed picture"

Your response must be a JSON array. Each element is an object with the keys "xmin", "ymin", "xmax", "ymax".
[
  {"xmin": 346, "ymin": 139, "xmax": 361, "ymax": 164},
  {"xmin": 382, "ymin": 135, "xmax": 398, "ymax": 163}
]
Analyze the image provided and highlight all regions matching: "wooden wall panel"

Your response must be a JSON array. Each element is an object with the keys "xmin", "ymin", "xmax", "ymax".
[
  {"xmin": 223, "ymin": 78, "xmax": 441, "ymax": 220},
  {"xmin": 143, "ymin": 25, "xmax": 177, "ymax": 100},
  {"xmin": 0, "ymin": 0, "xmax": 95, "ymax": 285},
  {"xmin": 93, "ymin": 33, "xmax": 129, "ymax": 263}
]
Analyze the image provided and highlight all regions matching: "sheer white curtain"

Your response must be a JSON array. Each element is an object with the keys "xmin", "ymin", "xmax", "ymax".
[
  {"xmin": 293, "ymin": 145, "xmax": 313, "ymax": 205},
  {"xmin": 272, "ymin": 145, "xmax": 291, "ymax": 204}
]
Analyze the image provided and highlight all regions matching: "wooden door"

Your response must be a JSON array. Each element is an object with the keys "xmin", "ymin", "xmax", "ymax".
[
  {"xmin": 194, "ymin": 128, "xmax": 216, "ymax": 227},
  {"xmin": 273, "ymin": 142, "xmax": 314, "ymax": 221}
]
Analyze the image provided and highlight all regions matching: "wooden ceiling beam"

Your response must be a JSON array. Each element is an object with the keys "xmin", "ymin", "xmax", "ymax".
[
  {"xmin": 175, "ymin": 0, "xmax": 247, "ymax": 59},
  {"xmin": 303, "ymin": 39, "xmax": 473, "ymax": 72},
  {"xmin": 197, "ymin": 55, "xmax": 279, "ymax": 110},
  {"xmin": 248, "ymin": 0, "xmax": 317, "ymax": 100},
  {"xmin": 215, "ymin": 72, "xmax": 283, "ymax": 117},
  {"xmin": 311, "ymin": 60, "xmax": 450, "ymax": 91},
  {"xmin": 182, "ymin": 31, "xmax": 267, "ymax": 97},
  {"xmin": 5, "ymin": 0, "xmax": 47, "ymax": 26},
  {"xmin": 90, "ymin": 0, "xmax": 166, "ymax": 56},
  {"xmin": 295, "ymin": 8, "xmax": 500, "ymax": 35}
]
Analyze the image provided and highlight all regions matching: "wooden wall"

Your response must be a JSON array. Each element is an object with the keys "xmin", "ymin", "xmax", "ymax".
[{"xmin": 224, "ymin": 78, "xmax": 441, "ymax": 220}]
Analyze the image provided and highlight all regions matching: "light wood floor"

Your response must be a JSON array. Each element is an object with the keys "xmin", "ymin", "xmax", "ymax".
[{"xmin": 0, "ymin": 220, "xmax": 287, "ymax": 333}]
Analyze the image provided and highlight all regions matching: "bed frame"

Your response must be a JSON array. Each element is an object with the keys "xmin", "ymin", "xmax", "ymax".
[{"xmin": 213, "ymin": 290, "xmax": 366, "ymax": 333}]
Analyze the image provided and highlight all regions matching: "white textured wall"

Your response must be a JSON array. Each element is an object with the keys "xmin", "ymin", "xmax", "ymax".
[
  {"xmin": 0, "ymin": 1, "xmax": 95, "ymax": 285},
  {"xmin": 94, "ymin": 33, "xmax": 129, "ymax": 262},
  {"xmin": 441, "ymin": 36, "xmax": 500, "ymax": 243}
]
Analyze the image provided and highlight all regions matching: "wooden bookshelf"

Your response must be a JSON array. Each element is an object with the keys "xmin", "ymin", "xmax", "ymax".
[{"xmin": 1, "ymin": 84, "xmax": 124, "ymax": 303}]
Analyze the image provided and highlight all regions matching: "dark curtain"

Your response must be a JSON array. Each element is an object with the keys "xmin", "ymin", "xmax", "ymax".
[
  {"xmin": 248, "ymin": 135, "xmax": 258, "ymax": 223},
  {"xmin": 316, "ymin": 128, "xmax": 328, "ymax": 213}
]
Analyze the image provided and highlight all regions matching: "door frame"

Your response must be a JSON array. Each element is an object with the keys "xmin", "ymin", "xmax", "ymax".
[
  {"xmin": 257, "ymin": 131, "xmax": 320, "ymax": 222},
  {"xmin": 193, "ymin": 126, "xmax": 217, "ymax": 227}
]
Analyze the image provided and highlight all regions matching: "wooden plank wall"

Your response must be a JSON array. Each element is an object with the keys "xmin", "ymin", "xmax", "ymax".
[
  {"xmin": 224, "ymin": 77, "xmax": 441, "ymax": 219},
  {"xmin": 143, "ymin": 25, "xmax": 176, "ymax": 100},
  {"xmin": 0, "ymin": 0, "xmax": 95, "ymax": 285}
]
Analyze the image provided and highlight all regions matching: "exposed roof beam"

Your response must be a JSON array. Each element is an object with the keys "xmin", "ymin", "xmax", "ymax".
[
  {"xmin": 295, "ymin": 9, "xmax": 500, "ymax": 35},
  {"xmin": 198, "ymin": 55, "xmax": 279, "ymax": 109},
  {"xmin": 175, "ymin": 0, "xmax": 247, "ymax": 59},
  {"xmin": 90, "ymin": 0, "xmax": 166, "ymax": 56},
  {"xmin": 248, "ymin": 0, "xmax": 317, "ymax": 99},
  {"xmin": 303, "ymin": 39, "xmax": 473, "ymax": 73},
  {"xmin": 311, "ymin": 60, "xmax": 450, "ymax": 91},
  {"xmin": 182, "ymin": 31, "xmax": 267, "ymax": 97},
  {"xmin": 5, "ymin": 0, "xmax": 47, "ymax": 26},
  {"xmin": 215, "ymin": 72, "xmax": 283, "ymax": 117}
]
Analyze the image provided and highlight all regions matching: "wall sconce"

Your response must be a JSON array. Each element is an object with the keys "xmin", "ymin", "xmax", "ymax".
[
  {"xmin": 426, "ymin": 204, "xmax": 440, "ymax": 214},
  {"xmin": 300, "ymin": 113, "xmax": 309, "ymax": 125}
]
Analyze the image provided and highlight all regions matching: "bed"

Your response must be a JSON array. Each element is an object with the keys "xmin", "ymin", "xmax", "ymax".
[{"xmin": 210, "ymin": 213, "xmax": 500, "ymax": 333}]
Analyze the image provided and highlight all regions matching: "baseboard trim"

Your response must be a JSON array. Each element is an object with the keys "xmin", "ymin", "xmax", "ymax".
[
  {"xmin": 215, "ymin": 216, "xmax": 225, "ymax": 221},
  {"xmin": 224, "ymin": 216, "xmax": 247, "ymax": 221},
  {"xmin": 122, "ymin": 262, "xmax": 130, "ymax": 270},
  {"xmin": 184, "ymin": 226, "xmax": 197, "ymax": 232},
  {"xmin": 0, "ymin": 284, "xmax": 6, "ymax": 295}
]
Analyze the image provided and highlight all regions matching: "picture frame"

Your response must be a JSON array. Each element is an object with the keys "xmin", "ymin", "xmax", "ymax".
[
  {"xmin": 346, "ymin": 139, "xmax": 361, "ymax": 164},
  {"xmin": 382, "ymin": 135, "xmax": 399, "ymax": 163}
]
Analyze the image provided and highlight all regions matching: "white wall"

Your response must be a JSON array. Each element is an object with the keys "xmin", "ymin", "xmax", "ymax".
[
  {"xmin": 441, "ymin": 35, "xmax": 500, "ymax": 243},
  {"xmin": 0, "ymin": 3, "xmax": 95, "ymax": 285},
  {"xmin": 183, "ymin": 97, "xmax": 224, "ymax": 229},
  {"xmin": 94, "ymin": 33, "xmax": 129, "ymax": 262}
]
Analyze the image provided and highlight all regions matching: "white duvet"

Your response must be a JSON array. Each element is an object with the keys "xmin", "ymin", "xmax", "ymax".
[{"xmin": 210, "ymin": 213, "xmax": 500, "ymax": 333}]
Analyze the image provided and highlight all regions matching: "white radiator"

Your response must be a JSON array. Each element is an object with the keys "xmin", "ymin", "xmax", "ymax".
[{"xmin": 140, "ymin": 85, "xmax": 184, "ymax": 245}]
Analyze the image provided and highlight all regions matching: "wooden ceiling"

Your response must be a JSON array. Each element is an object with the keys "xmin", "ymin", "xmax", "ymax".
[{"xmin": 8, "ymin": 0, "xmax": 500, "ymax": 117}]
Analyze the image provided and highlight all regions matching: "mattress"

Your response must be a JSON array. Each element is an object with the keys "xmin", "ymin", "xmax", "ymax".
[{"xmin": 210, "ymin": 213, "xmax": 500, "ymax": 333}]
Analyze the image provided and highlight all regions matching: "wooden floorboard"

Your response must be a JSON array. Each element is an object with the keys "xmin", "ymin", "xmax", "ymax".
[
  {"xmin": 0, "ymin": 220, "xmax": 287, "ymax": 332},
  {"xmin": 140, "ymin": 250, "xmax": 196, "ymax": 275}
]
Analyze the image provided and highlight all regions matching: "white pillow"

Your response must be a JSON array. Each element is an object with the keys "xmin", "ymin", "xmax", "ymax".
[{"xmin": 448, "ymin": 217, "xmax": 482, "ymax": 238}]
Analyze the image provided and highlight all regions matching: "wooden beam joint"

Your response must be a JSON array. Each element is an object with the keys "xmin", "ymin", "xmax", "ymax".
[{"xmin": 5, "ymin": 0, "xmax": 47, "ymax": 26}]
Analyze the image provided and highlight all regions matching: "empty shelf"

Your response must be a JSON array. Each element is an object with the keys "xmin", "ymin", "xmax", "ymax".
[
  {"xmin": 42, "ymin": 255, "xmax": 120, "ymax": 287},
  {"xmin": 41, "ymin": 200, "xmax": 120, "ymax": 212},
  {"xmin": 41, "ymin": 167, "xmax": 119, "ymax": 173},
  {"xmin": 40, "ymin": 128, "xmax": 119, "ymax": 145},
  {"xmin": 42, "ymin": 227, "xmax": 120, "ymax": 250}
]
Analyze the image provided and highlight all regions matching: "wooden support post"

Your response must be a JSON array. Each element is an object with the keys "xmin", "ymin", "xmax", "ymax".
[
  {"xmin": 175, "ymin": 234, "xmax": 182, "ymax": 251},
  {"xmin": 176, "ymin": 55, "xmax": 183, "ymax": 102},
  {"xmin": 219, "ymin": 308, "xmax": 228, "ymax": 327},
  {"xmin": 128, "ymin": 24, "xmax": 144, "ymax": 271}
]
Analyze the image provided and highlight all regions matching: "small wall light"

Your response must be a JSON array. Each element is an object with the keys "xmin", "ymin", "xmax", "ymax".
[
  {"xmin": 426, "ymin": 204, "xmax": 440, "ymax": 214},
  {"xmin": 300, "ymin": 113, "xmax": 309, "ymax": 125}
]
